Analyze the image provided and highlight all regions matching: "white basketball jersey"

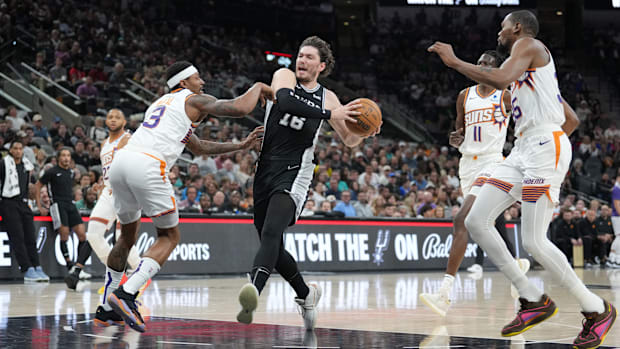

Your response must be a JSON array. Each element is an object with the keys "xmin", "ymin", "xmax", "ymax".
[
  {"xmin": 459, "ymin": 86, "xmax": 509, "ymax": 156},
  {"xmin": 127, "ymin": 88, "xmax": 199, "ymax": 171},
  {"xmin": 100, "ymin": 131, "xmax": 129, "ymax": 187},
  {"xmin": 510, "ymin": 48, "xmax": 565, "ymax": 136}
]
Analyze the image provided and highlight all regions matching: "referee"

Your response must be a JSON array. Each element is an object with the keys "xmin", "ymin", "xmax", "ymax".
[
  {"xmin": 0, "ymin": 140, "xmax": 49, "ymax": 282},
  {"xmin": 35, "ymin": 148, "xmax": 91, "ymax": 290}
]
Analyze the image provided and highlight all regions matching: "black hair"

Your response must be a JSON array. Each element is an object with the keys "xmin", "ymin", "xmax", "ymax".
[
  {"xmin": 166, "ymin": 60, "xmax": 193, "ymax": 90},
  {"xmin": 482, "ymin": 50, "xmax": 505, "ymax": 67},
  {"xmin": 509, "ymin": 10, "xmax": 539, "ymax": 36}
]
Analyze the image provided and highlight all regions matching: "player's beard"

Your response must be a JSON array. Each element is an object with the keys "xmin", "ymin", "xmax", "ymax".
[
  {"xmin": 108, "ymin": 125, "xmax": 124, "ymax": 133},
  {"xmin": 497, "ymin": 40, "xmax": 511, "ymax": 57}
]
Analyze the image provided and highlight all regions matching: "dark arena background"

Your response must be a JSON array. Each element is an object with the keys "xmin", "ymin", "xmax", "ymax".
[{"xmin": 1, "ymin": 0, "xmax": 619, "ymax": 348}]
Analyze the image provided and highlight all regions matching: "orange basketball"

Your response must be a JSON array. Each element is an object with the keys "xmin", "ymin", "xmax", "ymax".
[{"xmin": 344, "ymin": 98, "xmax": 382, "ymax": 137}]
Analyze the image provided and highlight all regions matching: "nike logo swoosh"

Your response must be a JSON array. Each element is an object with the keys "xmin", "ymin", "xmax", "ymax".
[
  {"xmin": 539, "ymin": 140, "xmax": 551, "ymax": 146},
  {"xmin": 56, "ymin": 173, "xmax": 62, "ymax": 176},
  {"xmin": 287, "ymin": 165, "xmax": 300, "ymax": 170}
]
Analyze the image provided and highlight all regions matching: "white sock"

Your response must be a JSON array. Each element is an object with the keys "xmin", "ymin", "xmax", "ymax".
[
  {"xmin": 102, "ymin": 268, "xmax": 123, "ymax": 311},
  {"xmin": 123, "ymin": 257, "xmax": 160, "ymax": 294},
  {"xmin": 439, "ymin": 274, "xmax": 454, "ymax": 297},
  {"xmin": 500, "ymin": 259, "xmax": 543, "ymax": 302}
]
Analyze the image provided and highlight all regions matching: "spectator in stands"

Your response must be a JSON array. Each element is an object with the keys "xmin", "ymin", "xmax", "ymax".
[
  {"xmin": 193, "ymin": 152, "xmax": 217, "ymax": 175},
  {"xmin": 70, "ymin": 125, "xmax": 86, "ymax": 146},
  {"xmin": 75, "ymin": 187, "xmax": 97, "ymax": 211},
  {"xmin": 199, "ymin": 194, "xmax": 212, "ymax": 214},
  {"xmin": 334, "ymin": 190, "xmax": 356, "ymax": 217},
  {"xmin": 210, "ymin": 191, "xmax": 230, "ymax": 213},
  {"xmin": 5, "ymin": 105, "xmax": 24, "ymax": 132},
  {"xmin": 0, "ymin": 119, "xmax": 15, "ymax": 143},
  {"xmin": 72, "ymin": 140, "xmax": 90, "ymax": 168},
  {"xmin": 229, "ymin": 190, "xmax": 247, "ymax": 214},
  {"xmin": 552, "ymin": 209, "xmax": 581, "ymax": 262},
  {"xmin": 49, "ymin": 57, "xmax": 67, "ymax": 82},
  {"xmin": 88, "ymin": 117, "xmax": 107, "ymax": 143},
  {"xmin": 301, "ymin": 199, "xmax": 316, "ymax": 217},
  {"xmin": 76, "ymin": 76, "xmax": 98, "ymax": 98},
  {"xmin": 88, "ymin": 62, "xmax": 107, "ymax": 82},
  {"xmin": 179, "ymin": 185, "xmax": 201, "ymax": 212},
  {"xmin": 596, "ymin": 205, "xmax": 614, "ymax": 264},
  {"xmin": 31, "ymin": 114, "xmax": 50, "ymax": 142},
  {"xmin": 354, "ymin": 190, "xmax": 373, "ymax": 217},
  {"xmin": 216, "ymin": 159, "xmax": 236, "ymax": 183},
  {"xmin": 68, "ymin": 60, "xmax": 85, "ymax": 84},
  {"xmin": 52, "ymin": 123, "xmax": 72, "ymax": 147},
  {"xmin": 358, "ymin": 165, "xmax": 379, "ymax": 188},
  {"xmin": 578, "ymin": 209, "xmax": 597, "ymax": 266},
  {"xmin": 108, "ymin": 62, "xmax": 126, "ymax": 87},
  {"xmin": 325, "ymin": 177, "xmax": 342, "ymax": 200}
]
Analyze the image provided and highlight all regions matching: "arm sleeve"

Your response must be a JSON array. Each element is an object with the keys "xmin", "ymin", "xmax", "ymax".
[{"xmin": 276, "ymin": 88, "xmax": 331, "ymax": 120}]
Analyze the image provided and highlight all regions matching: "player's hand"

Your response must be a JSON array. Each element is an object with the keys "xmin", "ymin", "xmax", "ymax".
[
  {"xmin": 331, "ymin": 101, "xmax": 361, "ymax": 122},
  {"xmin": 255, "ymin": 83, "xmax": 274, "ymax": 107},
  {"xmin": 428, "ymin": 41, "xmax": 459, "ymax": 68},
  {"xmin": 368, "ymin": 120, "xmax": 383, "ymax": 137},
  {"xmin": 240, "ymin": 126, "xmax": 264, "ymax": 149},
  {"xmin": 449, "ymin": 128, "xmax": 464, "ymax": 148}
]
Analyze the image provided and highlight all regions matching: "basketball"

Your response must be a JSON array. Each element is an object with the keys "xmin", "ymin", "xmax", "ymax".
[{"xmin": 344, "ymin": 98, "xmax": 382, "ymax": 137}]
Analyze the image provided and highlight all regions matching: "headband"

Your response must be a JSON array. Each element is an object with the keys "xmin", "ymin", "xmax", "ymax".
[{"xmin": 166, "ymin": 65, "xmax": 198, "ymax": 88}]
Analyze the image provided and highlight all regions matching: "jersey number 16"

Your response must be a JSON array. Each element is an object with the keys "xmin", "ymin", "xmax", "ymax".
[{"xmin": 279, "ymin": 113, "xmax": 306, "ymax": 131}]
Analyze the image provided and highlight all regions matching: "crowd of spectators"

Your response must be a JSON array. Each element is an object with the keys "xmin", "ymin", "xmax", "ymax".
[{"xmin": 1, "ymin": 0, "xmax": 619, "ymax": 261}]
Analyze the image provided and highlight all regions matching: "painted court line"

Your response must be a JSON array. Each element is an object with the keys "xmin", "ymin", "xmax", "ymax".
[
  {"xmin": 403, "ymin": 346, "xmax": 465, "ymax": 348},
  {"xmin": 83, "ymin": 333, "xmax": 118, "ymax": 340},
  {"xmin": 156, "ymin": 340, "xmax": 213, "ymax": 346}
]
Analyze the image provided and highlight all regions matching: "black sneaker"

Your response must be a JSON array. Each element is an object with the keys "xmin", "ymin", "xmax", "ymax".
[
  {"xmin": 64, "ymin": 272, "xmax": 79, "ymax": 290},
  {"xmin": 93, "ymin": 305, "xmax": 125, "ymax": 327},
  {"xmin": 107, "ymin": 286, "xmax": 145, "ymax": 332}
]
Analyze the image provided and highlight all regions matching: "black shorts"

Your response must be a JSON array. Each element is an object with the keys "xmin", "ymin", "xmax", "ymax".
[
  {"xmin": 253, "ymin": 159, "xmax": 309, "ymax": 228},
  {"xmin": 57, "ymin": 201, "xmax": 83, "ymax": 227}
]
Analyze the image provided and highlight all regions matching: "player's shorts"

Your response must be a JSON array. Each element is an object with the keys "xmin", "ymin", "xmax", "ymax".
[
  {"xmin": 56, "ymin": 201, "xmax": 83, "ymax": 227},
  {"xmin": 253, "ymin": 156, "xmax": 314, "ymax": 226},
  {"xmin": 88, "ymin": 187, "xmax": 117, "ymax": 230},
  {"xmin": 109, "ymin": 148, "xmax": 178, "ymax": 229},
  {"xmin": 459, "ymin": 152, "xmax": 504, "ymax": 197},
  {"xmin": 611, "ymin": 216, "xmax": 620, "ymax": 236},
  {"xmin": 485, "ymin": 124, "xmax": 571, "ymax": 204}
]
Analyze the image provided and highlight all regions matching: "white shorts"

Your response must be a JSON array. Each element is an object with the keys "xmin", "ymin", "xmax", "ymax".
[
  {"xmin": 485, "ymin": 124, "xmax": 571, "ymax": 204},
  {"xmin": 611, "ymin": 216, "xmax": 620, "ymax": 236},
  {"xmin": 89, "ymin": 187, "xmax": 117, "ymax": 230},
  {"xmin": 459, "ymin": 153, "xmax": 503, "ymax": 197},
  {"xmin": 109, "ymin": 149, "xmax": 178, "ymax": 228}
]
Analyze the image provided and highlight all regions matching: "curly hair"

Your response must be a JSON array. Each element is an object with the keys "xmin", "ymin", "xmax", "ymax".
[{"xmin": 299, "ymin": 36, "xmax": 335, "ymax": 78}]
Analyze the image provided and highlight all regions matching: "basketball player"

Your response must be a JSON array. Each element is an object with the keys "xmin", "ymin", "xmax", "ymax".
[
  {"xmin": 429, "ymin": 10, "xmax": 616, "ymax": 347},
  {"xmin": 608, "ymin": 175, "xmax": 620, "ymax": 268},
  {"xmin": 420, "ymin": 50, "xmax": 530, "ymax": 317},
  {"xmin": 236, "ymin": 36, "xmax": 379, "ymax": 329},
  {"xmin": 85, "ymin": 109, "xmax": 145, "ymax": 326},
  {"xmin": 35, "ymin": 148, "xmax": 92, "ymax": 290},
  {"xmin": 103, "ymin": 60, "xmax": 271, "ymax": 332}
]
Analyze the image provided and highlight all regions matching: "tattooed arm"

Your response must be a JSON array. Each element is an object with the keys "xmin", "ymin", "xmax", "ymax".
[
  {"xmin": 185, "ymin": 83, "xmax": 274, "ymax": 122},
  {"xmin": 428, "ymin": 38, "xmax": 539, "ymax": 90},
  {"xmin": 185, "ymin": 126, "xmax": 264, "ymax": 156}
]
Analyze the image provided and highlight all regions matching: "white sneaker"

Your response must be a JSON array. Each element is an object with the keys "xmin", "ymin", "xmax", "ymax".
[
  {"xmin": 419, "ymin": 292, "xmax": 451, "ymax": 317},
  {"xmin": 237, "ymin": 283, "xmax": 259, "ymax": 324},
  {"xmin": 467, "ymin": 263, "xmax": 483, "ymax": 273},
  {"xmin": 295, "ymin": 283, "xmax": 322, "ymax": 330},
  {"xmin": 511, "ymin": 258, "xmax": 531, "ymax": 299},
  {"xmin": 79, "ymin": 270, "xmax": 92, "ymax": 280}
]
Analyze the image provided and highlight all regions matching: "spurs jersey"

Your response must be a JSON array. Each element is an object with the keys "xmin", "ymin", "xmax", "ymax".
[
  {"xmin": 459, "ymin": 86, "xmax": 509, "ymax": 156},
  {"xmin": 100, "ymin": 131, "xmax": 129, "ymax": 187},
  {"xmin": 510, "ymin": 48, "xmax": 564, "ymax": 136},
  {"xmin": 127, "ymin": 88, "xmax": 199, "ymax": 170}
]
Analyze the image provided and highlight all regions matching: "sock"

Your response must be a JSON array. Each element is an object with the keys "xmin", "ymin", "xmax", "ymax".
[
  {"xmin": 440, "ymin": 274, "xmax": 454, "ymax": 297},
  {"xmin": 60, "ymin": 240, "xmax": 70, "ymax": 265},
  {"xmin": 286, "ymin": 272, "xmax": 309, "ymax": 299},
  {"xmin": 77, "ymin": 241, "xmax": 92, "ymax": 265},
  {"xmin": 102, "ymin": 268, "xmax": 124, "ymax": 311},
  {"xmin": 123, "ymin": 257, "xmax": 160, "ymax": 294},
  {"xmin": 250, "ymin": 266, "xmax": 271, "ymax": 294}
]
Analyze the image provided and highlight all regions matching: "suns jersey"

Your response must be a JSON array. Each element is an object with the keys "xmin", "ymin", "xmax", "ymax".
[
  {"xmin": 100, "ymin": 131, "xmax": 129, "ymax": 187},
  {"xmin": 458, "ymin": 86, "xmax": 509, "ymax": 156},
  {"xmin": 127, "ymin": 88, "xmax": 199, "ymax": 171},
  {"xmin": 510, "ymin": 48, "xmax": 565, "ymax": 136}
]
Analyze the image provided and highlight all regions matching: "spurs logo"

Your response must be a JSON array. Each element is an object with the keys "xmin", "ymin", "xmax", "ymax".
[{"xmin": 373, "ymin": 230, "xmax": 390, "ymax": 266}]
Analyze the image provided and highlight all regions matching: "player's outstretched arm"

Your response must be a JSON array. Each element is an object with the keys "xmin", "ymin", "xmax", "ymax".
[
  {"xmin": 185, "ymin": 126, "xmax": 264, "ymax": 156},
  {"xmin": 271, "ymin": 68, "xmax": 360, "ymax": 122},
  {"xmin": 560, "ymin": 98, "xmax": 580, "ymax": 136},
  {"xmin": 428, "ymin": 38, "xmax": 537, "ymax": 90},
  {"xmin": 188, "ymin": 83, "xmax": 274, "ymax": 119}
]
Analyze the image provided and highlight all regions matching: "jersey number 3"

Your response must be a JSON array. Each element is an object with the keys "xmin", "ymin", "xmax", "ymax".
[
  {"xmin": 143, "ymin": 106, "xmax": 166, "ymax": 128},
  {"xmin": 279, "ymin": 113, "xmax": 306, "ymax": 131}
]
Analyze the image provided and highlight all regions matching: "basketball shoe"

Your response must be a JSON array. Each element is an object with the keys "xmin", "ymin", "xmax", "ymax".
[
  {"xmin": 572, "ymin": 300, "xmax": 617, "ymax": 349},
  {"xmin": 419, "ymin": 291, "xmax": 451, "ymax": 317},
  {"xmin": 108, "ymin": 286, "xmax": 145, "ymax": 332},
  {"xmin": 501, "ymin": 294, "xmax": 558, "ymax": 336},
  {"xmin": 237, "ymin": 283, "xmax": 259, "ymax": 325},
  {"xmin": 295, "ymin": 283, "xmax": 322, "ymax": 330},
  {"xmin": 93, "ymin": 305, "xmax": 124, "ymax": 327}
]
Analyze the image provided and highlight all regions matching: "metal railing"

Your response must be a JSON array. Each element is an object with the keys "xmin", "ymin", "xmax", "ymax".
[
  {"xmin": 125, "ymin": 78, "xmax": 157, "ymax": 99},
  {"xmin": 20, "ymin": 62, "xmax": 80, "ymax": 100}
]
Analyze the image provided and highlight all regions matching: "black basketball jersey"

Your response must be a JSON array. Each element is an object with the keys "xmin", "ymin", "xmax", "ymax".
[{"xmin": 259, "ymin": 83, "xmax": 325, "ymax": 161}]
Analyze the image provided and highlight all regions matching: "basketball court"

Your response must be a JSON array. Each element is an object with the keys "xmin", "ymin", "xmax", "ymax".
[{"xmin": 2, "ymin": 269, "xmax": 618, "ymax": 348}]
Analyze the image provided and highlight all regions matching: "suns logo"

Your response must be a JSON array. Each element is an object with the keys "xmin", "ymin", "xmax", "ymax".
[{"xmin": 465, "ymin": 103, "xmax": 507, "ymax": 131}]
